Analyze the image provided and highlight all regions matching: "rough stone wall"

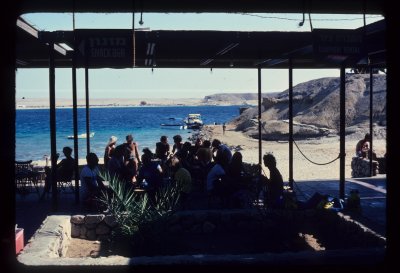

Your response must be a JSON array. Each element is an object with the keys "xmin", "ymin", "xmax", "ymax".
[
  {"xmin": 377, "ymin": 157, "xmax": 386, "ymax": 174},
  {"xmin": 70, "ymin": 214, "xmax": 118, "ymax": 240},
  {"xmin": 70, "ymin": 209, "xmax": 385, "ymax": 246},
  {"xmin": 351, "ymin": 157, "xmax": 379, "ymax": 177}
]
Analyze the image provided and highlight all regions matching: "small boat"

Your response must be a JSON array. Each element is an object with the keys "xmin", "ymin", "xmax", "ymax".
[
  {"xmin": 160, "ymin": 123, "xmax": 183, "ymax": 127},
  {"xmin": 184, "ymin": 114, "xmax": 203, "ymax": 129},
  {"xmin": 67, "ymin": 132, "xmax": 95, "ymax": 139},
  {"xmin": 160, "ymin": 124, "xmax": 187, "ymax": 130}
]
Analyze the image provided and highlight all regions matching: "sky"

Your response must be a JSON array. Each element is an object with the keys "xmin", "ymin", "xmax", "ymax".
[{"xmin": 16, "ymin": 12, "xmax": 384, "ymax": 99}]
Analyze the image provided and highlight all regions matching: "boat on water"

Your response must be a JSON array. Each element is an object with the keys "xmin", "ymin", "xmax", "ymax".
[
  {"xmin": 160, "ymin": 123, "xmax": 187, "ymax": 130},
  {"xmin": 67, "ymin": 132, "xmax": 95, "ymax": 139},
  {"xmin": 184, "ymin": 114, "xmax": 203, "ymax": 129}
]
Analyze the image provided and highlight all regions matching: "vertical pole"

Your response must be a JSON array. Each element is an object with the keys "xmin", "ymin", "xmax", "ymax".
[
  {"xmin": 49, "ymin": 40, "xmax": 58, "ymax": 211},
  {"xmin": 2, "ymin": 2, "xmax": 17, "ymax": 260},
  {"xmin": 288, "ymin": 59, "xmax": 294, "ymax": 189},
  {"xmin": 339, "ymin": 66, "xmax": 346, "ymax": 199},
  {"xmin": 369, "ymin": 67, "xmax": 374, "ymax": 176},
  {"xmin": 85, "ymin": 44, "xmax": 90, "ymax": 156},
  {"xmin": 258, "ymin": 67, "xmax": 262, "ymax": 176},
  {"xmin": 72, "ymin": 29, "xmax": 80, "ymax": 203}
]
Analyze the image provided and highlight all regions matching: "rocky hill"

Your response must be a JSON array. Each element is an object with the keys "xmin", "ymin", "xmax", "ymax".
[
  {"xmin": 230, "ymin": 74, "xmax": 386, "ymax": 140},
  {"xmin": 202, "ymin": 92, "xmax": 279, "ymax": 105}
]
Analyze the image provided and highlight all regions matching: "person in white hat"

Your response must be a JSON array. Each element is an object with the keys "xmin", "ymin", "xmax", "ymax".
[{"xmin": 104, "ymin": 136, "xmax": 117, "ymax": 168}]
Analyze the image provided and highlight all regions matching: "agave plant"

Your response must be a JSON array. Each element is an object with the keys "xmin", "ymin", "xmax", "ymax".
[{"xmin": 97, "ymin": 172, "xmax": 182, "ymax": 240}]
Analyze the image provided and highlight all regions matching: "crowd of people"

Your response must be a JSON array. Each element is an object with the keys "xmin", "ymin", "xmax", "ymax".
[{"xmin": 44, "ymin": 133, "xmax": 285, "ymax": 211}]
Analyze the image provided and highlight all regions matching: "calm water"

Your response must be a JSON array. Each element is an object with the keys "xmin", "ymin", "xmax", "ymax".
[{"xmin": 16, "ymin": 105, "xmax": 241, "ymax": 161}]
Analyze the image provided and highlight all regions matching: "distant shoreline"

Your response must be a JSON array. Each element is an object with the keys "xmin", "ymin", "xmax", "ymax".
[
  {"xmin": 16, "ymin": 103, "xmax": 252, "ymax": 110},
  {"xmin": 15, "ymin": 97, "xmax": 258, "ymax": 110}
]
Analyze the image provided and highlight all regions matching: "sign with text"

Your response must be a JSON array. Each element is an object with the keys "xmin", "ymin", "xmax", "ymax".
[
  {"xmin": 75, "ymin": 29, "xmax": 133, "ymax": 68},
  {"xmin": 313, "ymin": 29, "xmax": 364, "ymax": 60}
]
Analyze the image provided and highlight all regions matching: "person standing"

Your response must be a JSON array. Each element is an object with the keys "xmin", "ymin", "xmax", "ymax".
[
  {"xmin": 122, "ymin": 134, "xmax": 141, "ymax": 183},
  {"xmin": 172, "ymin": 134, "xmax": 183, "ymax": 158},
  {"xmin": 222, "ymin": 123, "xmax": 226, "ymax": 135},
  {"xmin": 104, "ymin": 136, "xmax": 117, "ymax": 169}
]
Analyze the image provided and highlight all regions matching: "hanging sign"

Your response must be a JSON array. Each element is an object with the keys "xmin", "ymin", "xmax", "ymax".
[
  {"xmin": 75, "ymin": 29, "xmax": 133, "ymax": 68},
  {"xmin": 313, "ymin": 29, "xmax": 364, "ymax": 60}
]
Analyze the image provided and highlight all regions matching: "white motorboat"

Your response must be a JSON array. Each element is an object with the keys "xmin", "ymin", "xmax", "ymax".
[{"xmin": 184, "ymin": 114, "xmax": 203, "ymax": 129}]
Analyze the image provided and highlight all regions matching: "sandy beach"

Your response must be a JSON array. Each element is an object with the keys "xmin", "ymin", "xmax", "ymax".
[{"xmin": 204, "ymin": 124, "xmax": 386, "ymax": 181}]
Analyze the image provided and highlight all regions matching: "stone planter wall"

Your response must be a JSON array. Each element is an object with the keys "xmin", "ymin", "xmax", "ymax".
[
  {"xmin": 70, "ymin": 210, "xmax": 317, "ymax": 239},
  {"xmin": 70, "ymin": 214, "xmax": 118, "ymax": 240},
  {"xmin": 70, "ymin": 209, "xmax": 386, "ymax": 246},
  {"xmin": 18, "ymin": 210, "xmax": 385, "ymax": 266}
]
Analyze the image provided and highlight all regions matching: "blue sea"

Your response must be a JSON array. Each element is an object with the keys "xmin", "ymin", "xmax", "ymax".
[{"xmin": 16, "ymin": 105, "xmax": 242, "ymax": 161}]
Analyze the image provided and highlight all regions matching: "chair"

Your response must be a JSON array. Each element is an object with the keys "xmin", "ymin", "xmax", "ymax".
[
  {"xmin": 42, "ymin": 168, "xmax": 74, "ymax": 197},
  {"xmin": 15, "ymin": 160, "xmax": 40, "ymax": 196},
  {"xmin": 57, "ymin": 172, "xmax": 74, "ymax": 193}
]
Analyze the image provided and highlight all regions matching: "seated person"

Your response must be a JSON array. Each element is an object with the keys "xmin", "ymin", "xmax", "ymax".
[
  {"xmin": 226, "ymin": 151, "xmax": 251, "ymax": 191},
  {"xmin": 137, "ymin": 148, "xmax": 163, "ymax": 206},
  {"xmin": 211, "ymin": 139, "xmax": 232, "ymax": 168},
  {"xmin": 169, "ymin": 156, "xmax": 192, "ymax": 210},
  {"xmin": 40, "ymin": 146, "xmax": 74, "ymax": 200},
  {"xmin": 355, "ymin": 133, "xmax": 377, "ymax": 159},
  {"xmin": 356, "ymin": 133, "xmax": 371, "ymax": 158},
  {"xmin": 155, "ymin": 135, "xmax": 170, "ymax": 163},
  {"xmin": 262, "ymin": 153, "xmax": 284, "ymax": 208},
  {"xmin": 80, "ymin": 153, "xmax": 107, "ymax": 205},
  {"xmin": 206, "ymin": 152, "xmax": 226, "ymax": 193},
  {"xmin": 226, "ymin": 152, "xmax": 245, "ymax": 179}
]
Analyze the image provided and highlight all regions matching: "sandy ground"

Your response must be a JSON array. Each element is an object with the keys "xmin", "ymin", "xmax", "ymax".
[{"xmin": 206, "ymin": 124, "xmax": 386, "ymax": 181}]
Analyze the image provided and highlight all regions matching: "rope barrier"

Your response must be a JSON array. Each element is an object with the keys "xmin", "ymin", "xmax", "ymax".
[
  {"xmin": 260, "ymin": 122, "xmax": 340, "ymax": 166},
  {"xmin": 292, "ymin": 138, "xmax": 340, "ymax": 165}
]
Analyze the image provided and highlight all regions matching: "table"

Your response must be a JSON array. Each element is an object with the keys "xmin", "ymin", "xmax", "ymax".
[{"xmin": 15, "ymin": 161, "xmax": 41, "ymax": 196}]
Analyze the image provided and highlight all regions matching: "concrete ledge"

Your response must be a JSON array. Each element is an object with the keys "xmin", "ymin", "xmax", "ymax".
[{"xmin": 17, "ymin": 215, "xmax": 71, "ymax": 264}]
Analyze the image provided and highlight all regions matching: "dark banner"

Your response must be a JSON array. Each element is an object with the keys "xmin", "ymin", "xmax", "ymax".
[{"xmin": 75, "ymin": 29, "xmax": 133, "ymax": 68}]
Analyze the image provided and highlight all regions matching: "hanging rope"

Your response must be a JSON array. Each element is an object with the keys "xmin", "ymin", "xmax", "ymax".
[
  {"xmin": 260, "ymin": 121, "xmax": 340, "ymax": 166},
  {"xmin": 292, "ymin": 138, "xmax": 340, "ymax": 165},
  {"xmin": 308, "ymin": 13, "xmax": 313, "ymax": 31}
]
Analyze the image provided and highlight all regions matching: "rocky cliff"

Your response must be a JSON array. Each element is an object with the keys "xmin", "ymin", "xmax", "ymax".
[{"xmin": 229, "ymin": 74, "xmax": 386, "ymax": 140}]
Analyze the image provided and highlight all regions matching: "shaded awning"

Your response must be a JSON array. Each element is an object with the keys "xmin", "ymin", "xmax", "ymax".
[{"xmin": 16, "ymin": 17, "xmax": 386, "ymax": 69}]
